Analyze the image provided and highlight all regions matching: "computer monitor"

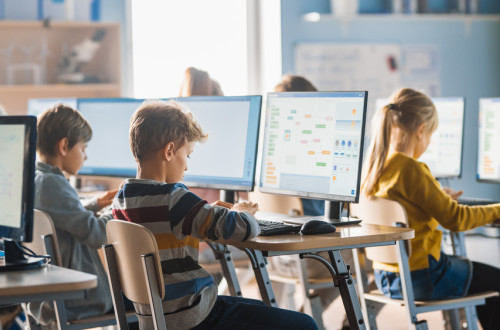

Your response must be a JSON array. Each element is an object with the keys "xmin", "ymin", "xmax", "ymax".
[
  {"xmin": 0, "ymin": 116, "xmax": 42, "ymax": 270},
  {"xmin": 376, "ymin": 97, "xmax": 465, "ymax": 178},
  {"xmin": 259, "ymin": 91, "xmax": 368, "ymax": 218},
  {"xmin": 171, "ymin": 96, "xmax": 262, "ymax": 194},
  {"xmin": 27, "ymin": 98, "xmax": 77, "ymax": 117},
  {"xmin": 477, "ymin": 98, "xmax": 500, "ymax": 183},
  {"xmin": 77, "ymin": 98, "xmax": 144, "ymax": 177}
]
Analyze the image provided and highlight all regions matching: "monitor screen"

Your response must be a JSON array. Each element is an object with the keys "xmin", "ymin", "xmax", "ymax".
[
  {"xmin": 27, "ymin": 98, "xmax": 77, "ymax": 117},
  {"xmin": 477, "ymin": 98, "xmax": 500, "ymax": 183},
  {"xmin": 0, "ymin": 116, "xmax": 37, "ymax": 243},
  {"xmin": 376, "ymin": 97, "xmax": 465, "ymax": 178},
  {"xmin": 259, "ymin": 92, "xmax": 368, "ymax": 202},
  {"xmin": 77, "ymin": 98, "xmax": 144, "ymax": 177},
  {"xmin": 171, "ymin": 96, "xmax": 262, "ymax": 191}
]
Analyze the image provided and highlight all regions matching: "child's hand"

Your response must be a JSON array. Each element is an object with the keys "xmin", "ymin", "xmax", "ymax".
[
  {"xmin": 231, "ymin": 201, "xmax": 258, "ymax": 215},
  {"xmin": 442, "ymin": 187, "xmax": 463, "ymax": 201},
  {"xmin": 97, "ymin": 189, "xmax": 119, "ymax": 210},
  {"xmin": 211, "ymin": 200, "xmax": 234, "ymax": 209}
]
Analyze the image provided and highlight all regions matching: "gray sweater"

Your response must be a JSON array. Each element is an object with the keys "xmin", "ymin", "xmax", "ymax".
[{"xmin": 28, "ymin": 162, "xmax": 114, "ymax": 325}]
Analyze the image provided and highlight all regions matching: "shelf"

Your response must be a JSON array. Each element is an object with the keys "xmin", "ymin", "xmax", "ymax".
[
  {"xmin": 0, "ymin": 21, "xmax": 122, "ymax": 115},
  {"xmin": 303, "ymin": 13, "xmax": 500, "ymax": 22},
  {"xmin": 0, "ymin": 83, "xmax": 121, "ymax": 115}
]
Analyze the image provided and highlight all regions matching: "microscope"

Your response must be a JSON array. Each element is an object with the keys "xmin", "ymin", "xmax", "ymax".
[{"xmin": 57, "ymin": 29, "xmax": 106, "ymax": 84}]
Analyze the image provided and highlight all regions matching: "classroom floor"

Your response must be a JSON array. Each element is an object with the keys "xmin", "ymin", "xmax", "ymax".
[{"xmin": 91, "ymin": 274, "xmax": 463, "ymax": 330}]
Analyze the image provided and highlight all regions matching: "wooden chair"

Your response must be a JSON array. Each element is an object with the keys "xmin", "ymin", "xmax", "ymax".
[
  {"xmin": 104, "ymin": 219, "xmax": 167, "ymax": 330},
  {"xmin": 350, "ymin": 196, "xmax": 498, "ymax": 330},
  {"xmin": 24, "ymin": 209, "xmax": 137, "ymax": 330}
]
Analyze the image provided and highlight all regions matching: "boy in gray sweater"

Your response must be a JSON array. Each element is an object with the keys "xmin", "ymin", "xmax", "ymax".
[{"xmin": 28, "ymin": 104, "xmax": 116, "ymax": 325}]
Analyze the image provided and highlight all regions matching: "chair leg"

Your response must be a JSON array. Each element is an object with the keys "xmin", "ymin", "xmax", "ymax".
[
  {"xmin": 365, "ymin": 301, "xmax": 380, "ymax": 330},
  {"xmin": 464, "ymin": 306, "xmax": 479, "ymax": 330},
  {"xmin": 303, "ymin": 294, "xmax": 325, "ymax": 330},
  {"xmin": 442, "ymin": 309, "xmax": 462, "ymax": 330}
]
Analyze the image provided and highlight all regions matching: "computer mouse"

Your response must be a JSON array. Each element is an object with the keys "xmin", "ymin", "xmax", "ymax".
[{"xmin": 300, "ymin": 220, "xmax": 336, "ymax": 235}]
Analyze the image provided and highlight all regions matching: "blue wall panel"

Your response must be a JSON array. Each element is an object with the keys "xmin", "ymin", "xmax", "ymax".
[{"xmin": 282, "ymin": 0, "xmax": 500, "ymax": 198}]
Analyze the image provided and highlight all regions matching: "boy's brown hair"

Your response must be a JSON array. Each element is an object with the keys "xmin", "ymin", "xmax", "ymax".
[
  {"xmin": 130, "ymin": 100, "xmax": 207, "ymax": 162},
  {"xmin": 37, "ymin": 104, "xmax": 92, "ymax": 157}
]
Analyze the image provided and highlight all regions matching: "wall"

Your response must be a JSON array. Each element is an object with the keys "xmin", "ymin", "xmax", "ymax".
[
  {"xmin": 281, "ymin": 0, "xmax": 500, "ymax": 199},
  {"xmin": 100, "ymin": 0, "xmax": 131, "ymax": 96}
]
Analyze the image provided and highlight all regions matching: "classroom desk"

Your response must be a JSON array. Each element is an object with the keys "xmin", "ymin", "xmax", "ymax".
[
  {"xmin": 0, "ymin": 264, "xmax": 97, "ymax": 305},
  {"xmin": 211, "ymin": 221, "xmax": 414, "ymax": 330}
]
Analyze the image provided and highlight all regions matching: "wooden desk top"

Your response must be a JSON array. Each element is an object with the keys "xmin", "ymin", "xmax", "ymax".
[
  {"xmin": 221, "ymin": 223, "xmax": 414, "ymax": 252},
  {"xmin": 0, "ymin": 264, "xmax": 97, "ymax": 303}
]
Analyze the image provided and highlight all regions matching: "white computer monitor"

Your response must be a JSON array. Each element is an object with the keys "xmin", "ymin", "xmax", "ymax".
[
  {"xmin": 77, "ymin": 98, "xmax": 144, "ymax": 177},
  {"xmin": 375, "ymin": 97, "xmax": 465, "ymax": 178},
  {"xmin": 477, "ymin": 98, "xmax": 500, "ymax": 183},
  {"xmin": 27, "ymin": 98, "xmax": 77, "ymax": 117},
  {"xmin": 171, "ymin": 96, "xmax": 262, "ymax": 191},
  {"xmin": 259, "ymin": 91, "xmax": 368, "ymax": 203},
  {"xmin": 77, "ymin": 97, "xmax": 262, "ymax": 192}
]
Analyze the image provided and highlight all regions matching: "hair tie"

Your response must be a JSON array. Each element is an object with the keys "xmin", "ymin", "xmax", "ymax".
[{"xmin": 389, "ymin": 103, "xmax": 398, "ymax": 111}]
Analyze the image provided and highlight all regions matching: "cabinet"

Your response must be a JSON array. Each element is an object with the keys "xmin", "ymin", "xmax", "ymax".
[{"xmin": 0, "ymin": 21, "xmax": 121, "ymax": 115}]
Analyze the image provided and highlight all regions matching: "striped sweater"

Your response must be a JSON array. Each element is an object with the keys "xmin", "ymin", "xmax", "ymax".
[{"xmin": 112, "ymin": 178, "xmax": 260, "ymax": 329}]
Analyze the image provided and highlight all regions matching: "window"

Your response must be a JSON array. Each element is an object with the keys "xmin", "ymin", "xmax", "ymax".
[
  {"xmin": 131, "ymin": 0, "xmax": 248, "ymax": 98},
  {"xmin": 130, "ymin": 0, "xmax": 281, "ymax": 98}
]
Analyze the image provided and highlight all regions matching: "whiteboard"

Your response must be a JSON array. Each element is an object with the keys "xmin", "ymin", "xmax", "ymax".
[{"xmin": 294, "ymin": 43, "xmax": 441, "ymax": 138}]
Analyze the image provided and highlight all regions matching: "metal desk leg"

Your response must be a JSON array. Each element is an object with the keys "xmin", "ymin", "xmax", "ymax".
[
  {"xmin": 207, "ymin": 242, "xmax": 242, "ymax": 297},
  {"xmin": 329, "ymin": 250, "xmax": 366, "ymax": 330},
  {"xmin": 248, "ymin": 249, "xmax": 278, "ymax": 307}
]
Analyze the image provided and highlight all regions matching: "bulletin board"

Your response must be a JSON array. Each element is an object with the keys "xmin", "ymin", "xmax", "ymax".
[{"xmin": 294, "ymin": 43, "xmax": 441, "ymax": 123}]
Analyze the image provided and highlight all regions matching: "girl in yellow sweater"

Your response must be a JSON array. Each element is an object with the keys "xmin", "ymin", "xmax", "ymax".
[{"xmin": 361, "ymin": 88, "xmax": 500, "ymax": 329}]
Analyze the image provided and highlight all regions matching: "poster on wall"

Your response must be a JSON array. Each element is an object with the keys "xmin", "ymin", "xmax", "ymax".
[{"xmin": 294, "ymin": 43, "xmax": 441, "ymax": 138}]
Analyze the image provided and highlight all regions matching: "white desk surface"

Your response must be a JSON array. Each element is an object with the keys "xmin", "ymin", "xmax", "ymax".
[{"xmin": 0, "ymin": 264, "xmax": 97, "ymax": 305}]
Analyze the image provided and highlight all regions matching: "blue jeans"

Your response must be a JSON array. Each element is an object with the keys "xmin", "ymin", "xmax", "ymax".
[
  {"xmin": 375, "ymin": 252, "xmax": 472, "ymax": 300},
  {"xmin": 190, "ymin": 295, "xmax": 318, "ymax": 330}
]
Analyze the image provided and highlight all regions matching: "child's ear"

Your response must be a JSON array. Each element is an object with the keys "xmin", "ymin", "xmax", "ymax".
[
  {"xmin": 57, "ymin": 138, "xmax": 69, "ymax": 156},
  {"xmin": 163, "ymin": 142, "xmax": 175, "ymax": 161},
  {"xmin": 416, "ymin": 123, "xmax": 427, "ymax": 140}
]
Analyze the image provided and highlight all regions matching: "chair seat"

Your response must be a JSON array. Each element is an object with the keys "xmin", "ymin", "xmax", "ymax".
[
  {"xmin": 364, "ymin": 290, "xmax": 498, "ymax": 312},
  {"xmin": 68, "ymin": 311, "xmax": 137, "ymax": 326}
]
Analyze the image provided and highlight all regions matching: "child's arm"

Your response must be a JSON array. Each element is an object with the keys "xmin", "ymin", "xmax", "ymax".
[
  {"xmin": 169, "ymin": 185, "xmax": 260, "ymax": 242},
  {"xmin": 82, "ymin": 190, "xmax": 118, "ymax": 213},
  {"xmin": 36, "ymin": 176, "xmax": 112, "ymax": 249}
]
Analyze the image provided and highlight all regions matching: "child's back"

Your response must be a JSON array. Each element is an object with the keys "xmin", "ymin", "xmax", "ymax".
[
  {"xmin": 28, "ymin": 105, "xmax": 114, "ymax": 325},
  {"xmin": 113, "ymin": 179, "xmax": 259, "ymax": 328}
]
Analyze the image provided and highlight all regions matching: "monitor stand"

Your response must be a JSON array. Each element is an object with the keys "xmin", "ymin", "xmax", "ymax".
[
  {"xmin": 0, "ymin": 239, "xmax": 44, "ymax": 272},
  {"xmin": 220, "ymin": 190, "xmax": 236, "ymax": 204},
  {"xmin": 323, "ymin": 201, "xmax": 343, "ymax": 222}
]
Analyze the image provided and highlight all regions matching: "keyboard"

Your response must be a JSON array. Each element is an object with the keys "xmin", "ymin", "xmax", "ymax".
[
  {"xmin": 458, "ymin": 197, "xmax": 499, "ymax": 206},
  {"xmin": 256, "ymin": 219, "xmax": 302, "ymax": 236}
]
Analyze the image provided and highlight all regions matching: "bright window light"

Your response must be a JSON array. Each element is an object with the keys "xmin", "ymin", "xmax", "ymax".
[{"xmin": 131, "ymin": 0, "xmax": 248, "ymax": 98}]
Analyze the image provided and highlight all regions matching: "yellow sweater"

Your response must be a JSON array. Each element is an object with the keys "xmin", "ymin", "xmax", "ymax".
[{"xmin": 372, "ymin": 152, "xmax": 500, "ymax": 272}]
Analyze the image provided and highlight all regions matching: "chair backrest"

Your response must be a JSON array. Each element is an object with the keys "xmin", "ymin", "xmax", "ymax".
[
  {"xmin": 350, "ymin": 195, "xmax": 411, "ymax": 263},
  {"xmin": 24, "ymin": 209, "xmax": 63, "ymax": 266},
  {"xmin": 105, "ymin": 220, "xmax": 165, "ymax": 304},
  {"xmin": 248, "ymin": 191, "xmax": 303, "ymax": 215}
]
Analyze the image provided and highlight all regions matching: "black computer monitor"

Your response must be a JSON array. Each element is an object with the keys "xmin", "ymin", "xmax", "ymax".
[
  {"xmin": 259, "ymin": 92, "xmax": 368, "ymax": 220},
  {"xmin": 477, "ymin": 98, "xmax": 500, "ymax": 183},
  {"xmin": 0, "ymin": 115, "xmax": 42, "ymax": 271},
  {"xmin": 171, "ymin": 96, "xmax": 262, "ymax": 198},
  {"xmin": 77, "ymin": 98, "xmax": 144, "ymax": 177},
  {"xmin": 27, "ymin": 97, "xmax": 78, "ymax": 117},
  {"xmin": 376, "ymin": 97, "xmax": 465, "ymax": 179}
]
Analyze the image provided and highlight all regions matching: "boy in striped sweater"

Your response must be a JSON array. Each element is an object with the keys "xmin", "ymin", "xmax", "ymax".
[{"xmin": 112, "ymin": 100, "xmax": 317, "ymax": 329}]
